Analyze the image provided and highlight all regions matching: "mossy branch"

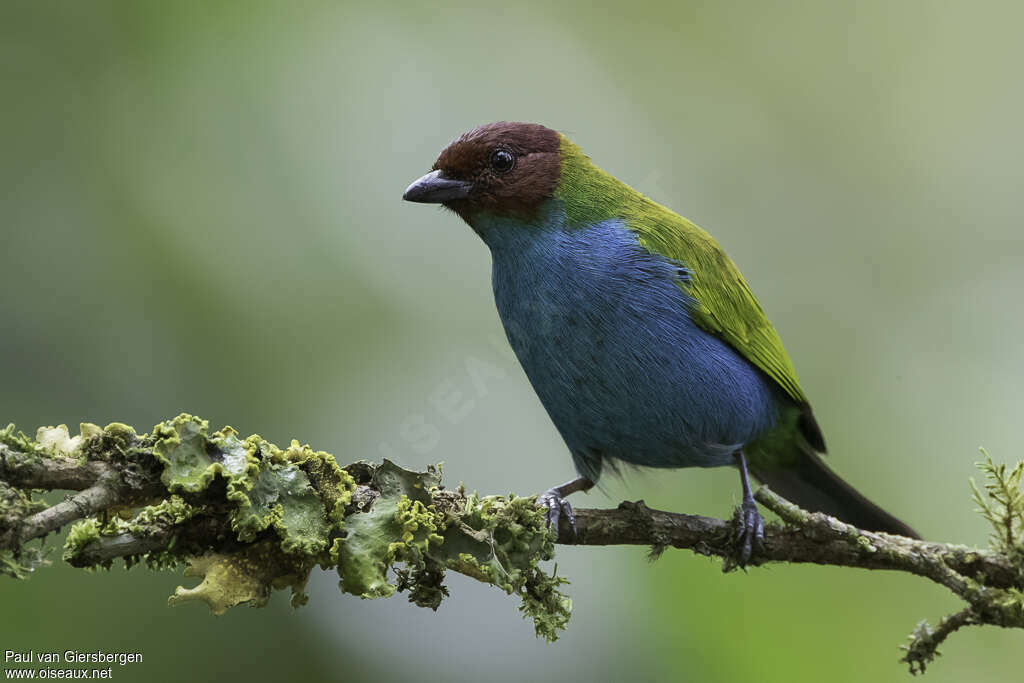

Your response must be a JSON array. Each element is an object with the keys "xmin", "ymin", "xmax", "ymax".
[{"xmin": 2, "ymin": 416, "xmax": 1022, "ymax": 673}]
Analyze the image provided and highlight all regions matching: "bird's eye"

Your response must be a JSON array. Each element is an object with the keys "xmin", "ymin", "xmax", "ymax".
[{"xmin": 490, "ymin": 149, "xmax": 515, "ymax": 173}]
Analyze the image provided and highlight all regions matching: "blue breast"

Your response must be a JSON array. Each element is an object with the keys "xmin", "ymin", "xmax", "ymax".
[{"xmin": 475, "ymin": 201, "xmax": 780, "ymax": 481}]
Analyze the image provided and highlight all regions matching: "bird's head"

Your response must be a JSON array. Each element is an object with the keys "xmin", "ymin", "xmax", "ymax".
[{"xmin": 403, "ymin": 122, "xmax": 562, "ymax": 224}]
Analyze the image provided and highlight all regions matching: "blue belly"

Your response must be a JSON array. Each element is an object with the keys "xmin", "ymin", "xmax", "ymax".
[{"xmin": 476, "ymin": 202, "xmax": 779, "ymax": 481}]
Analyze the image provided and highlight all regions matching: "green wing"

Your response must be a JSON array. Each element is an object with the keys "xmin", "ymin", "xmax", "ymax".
[{"xmin": 629, "ymin": 206, "xmax": 808, "ymax": 406}]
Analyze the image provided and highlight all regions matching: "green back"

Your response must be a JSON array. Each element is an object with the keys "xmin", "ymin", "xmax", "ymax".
[{"xmin": 553, "ymin": 134, "xmax": 809, "ymax": 406}]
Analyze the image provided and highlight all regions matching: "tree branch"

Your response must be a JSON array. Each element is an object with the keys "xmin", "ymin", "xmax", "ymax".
[
  {"xmin": 18, "ymin": 478, "xmax": 122, "ymax": 542},
  {"xmin": 560, "ymin": 497, "xmax": 1021, "ymax": 592},
  {"xmin": 1, "ymin": 416, "xmax": 1022, "ymax": 674}
]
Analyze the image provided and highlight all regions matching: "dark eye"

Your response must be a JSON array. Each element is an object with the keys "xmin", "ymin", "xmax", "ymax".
[{"xmin": 490, "ymin": 149, "xmax": 515, "ymax": 173}]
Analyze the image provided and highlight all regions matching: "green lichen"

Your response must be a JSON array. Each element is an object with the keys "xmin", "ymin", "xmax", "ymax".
[
  {"xmin": 152, "ymin": 415, "xmax": 221, "ymax": 493},
  {"xmin": 73, "ymin": 422, "xmax": 136, "ymax": 463},
  {"xmin": 29, "ymin": 414, "xmax": 352, "ymax": 609},
  {"xmin": 141, "ymin": 416, "xmax": 352, "ymax": 611},
  {"xmin": 233, "ymin": 458, "xmax": 329, "ymax": 554},
  {"xmin": 404, "ymin": 564, "xmax": 449, "ymax": 608},
  {"xmin": 902, "ymin": 618, "xmax": 940, "ymax": 674},
  {"xmin": 0, "ymin": 423, "xmax": 36, "ymax": 453},
  {"xmin": 856, "ymin": 535, "xmax": 877, "ymax": 553},
  {"xmin": 436, "ymin": 493, "xmax": 555, "ymax": 588},
  {"xmin": 279, "ymin": 440, "xmax": 355, "ymax": 524},
  {"xmin": 169, "ymin": 552, "xmax": 271, "ymax": 614},
  {"xmin": 1, "ymin": 548, "xmax": 48, "ymax": 579},
  {"xmin": 132, "ymin": 495, "xmax": 198, "ymax": 528},
  {"xmin": 102, "ymin": 422, "xmax": 137, "ymax": 445},
  {"xmin": 83, "ymin": 495, "xmax": 201, "ymax": 571},
  {"xmin": 79, "ymin": 423, "xmax": 103, "ymax": 441},
  {"xmin": 336, "ymin": 460, "xmax": 441, "ymax": 598},
  {"xmin": 228, "ymin": 438, "xmax": 355, "ymax": 556},
  {"xmin": 519, "ymin": 565, "xmax": 572, "ymax": 642},
  {"xmin": 3, "ymin": 414, "xmax": 571, "ymax": 640},
  {"xmin": 63, "ymin": 518, "xmax": 102, "ymax": 562},
  {"xmin": 168, "ymin": 539, "xmax": 314, "ymax": 614},
  {"xmin": 0, "ymin": 479, "xmax": 50, "ymax": 578},
  {"xmin": 428, "ymin": 492, "xmax": 570, "ymax": 641},
  {"xmin": 146, "ymin": 415, "xmax": 353, "ymax": 561},
  {"xmin": 0, "ymin": 481, "xmax": 46, "ymax": 521},
  {"xmin": 332, "ymin": 461, "xmax": 572, "ymax": 640}
]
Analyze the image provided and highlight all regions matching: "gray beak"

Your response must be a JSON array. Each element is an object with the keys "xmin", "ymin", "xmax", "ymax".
[{"xmin": 402, "ymin": 170, "xmax": 473, "ymax": 203}]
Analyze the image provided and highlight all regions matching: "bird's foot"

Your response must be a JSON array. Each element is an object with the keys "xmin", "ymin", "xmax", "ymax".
[
  {"xmin": 734, "ymin": 498, "xmax": 765, "ymax": 567},
  {"xmin": 734, "ymin": 499, "xmax": 765, "ymax": 565},
  {"xmin": 732, "ymin": 450, "xmax": 764, "ymax": 567},
  {"xmin": 538, "ymin": 487, "xmax": 577, "ymax": 536}
]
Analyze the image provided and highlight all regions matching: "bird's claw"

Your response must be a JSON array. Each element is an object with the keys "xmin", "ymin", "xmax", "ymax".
[
  {"xmin": 538, "ymin": 487, "xmax": 577, "ymax": 536},
  {"xmin": 735, "ymin": 499, "xmax": 765, "ymax": 566}
]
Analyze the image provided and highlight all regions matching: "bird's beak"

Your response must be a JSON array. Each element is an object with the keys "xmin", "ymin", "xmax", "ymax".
[{"xmin": 402, "ymin": 170, "xmax": 473, "ymax": 203}]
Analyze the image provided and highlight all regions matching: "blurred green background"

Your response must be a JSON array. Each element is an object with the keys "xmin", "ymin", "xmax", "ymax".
[{"xmin": 2, "ymin": 1, "xmax": 1022, "ymax": 681}]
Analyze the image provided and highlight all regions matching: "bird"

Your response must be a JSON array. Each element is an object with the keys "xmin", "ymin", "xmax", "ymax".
[{"xmin": 403, "ymin": 121, "xmax": 918, "ymax": 561}]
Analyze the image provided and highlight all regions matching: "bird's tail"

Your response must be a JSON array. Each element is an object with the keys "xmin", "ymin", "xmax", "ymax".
[{"xmin": 751, "ymin": 448, "xmax": 920, "ymax": 539}]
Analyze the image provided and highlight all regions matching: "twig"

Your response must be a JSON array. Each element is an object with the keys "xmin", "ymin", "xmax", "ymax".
[{"xmin": 18, "ymin": 476, "xmax": 122, "ymax": 543}]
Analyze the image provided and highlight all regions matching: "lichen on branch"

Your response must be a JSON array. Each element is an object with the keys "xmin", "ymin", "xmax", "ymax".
[
  {"xmin": 2, "ymin": 415, "xmax": 1024, "ymax": 670},
  {"xmin": 0, "ymin": 415, "xmax": 570, "ymax": 640}
]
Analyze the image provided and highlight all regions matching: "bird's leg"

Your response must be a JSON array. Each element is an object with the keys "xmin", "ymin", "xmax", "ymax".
[
  {"xmin": 538, "ymin": 476, "xmax": 594, "ymax": 535},
  {"xmin": 733, "ymin": 450, "xmax": 765, "ymax": 565}
]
